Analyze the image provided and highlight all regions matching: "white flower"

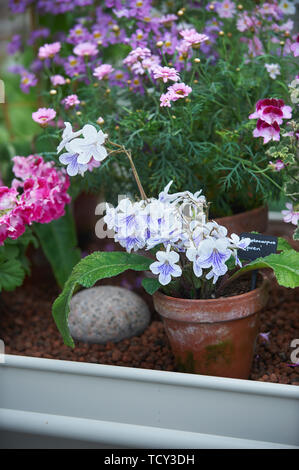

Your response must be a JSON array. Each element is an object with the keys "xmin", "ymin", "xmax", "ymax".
[
  {"xmin": 279, "ymin": 1, "xmax": 296, "ymax": 15},
  {"xmin": 150, "ymin": 250, "xmax": 182, "ymax": 285},
  {"xmin": 57, "ymin": 122, "xmax": 83, "ymax": 154},
  {"xmin": 68, "ymin": 124, "xmax": 108, "ymax": 164},
  {"xmin": 265, "ymin": 63, "xmax": 281, "ymax": 80}
]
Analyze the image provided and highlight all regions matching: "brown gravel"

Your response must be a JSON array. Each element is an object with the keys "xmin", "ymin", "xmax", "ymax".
[{"xmin": 0, "ymin": 244, "xmax": 298, "ymax": 385}]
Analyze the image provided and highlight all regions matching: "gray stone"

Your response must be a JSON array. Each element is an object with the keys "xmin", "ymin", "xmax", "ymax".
[{"xmin": 68, "ymin": 286, "xmax": 151, "ymax": 344}]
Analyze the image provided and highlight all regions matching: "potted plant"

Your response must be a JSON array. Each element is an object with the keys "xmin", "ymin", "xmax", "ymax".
[
  {"xmin": 51, "ymin": 121, "xmax": 299, "ymax": 380},
  {"xmin": 5, "ymin": 0, "xmax": 298, "ymax": 233}
]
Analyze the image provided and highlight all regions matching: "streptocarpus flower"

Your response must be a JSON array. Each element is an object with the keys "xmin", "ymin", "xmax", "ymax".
[
  {"xmin": 66, "ymin": 124, "xmax": 108, "ymax": 164},
  {"xmin": 150, "ymin": 249, "xmax": 182, "ymax": 286},
  {"xmin": 32, "ymin": 108, "xmax": 56, "ymax": 127},
  {"xmin": 282, "ymin": 203, "xmax": 299, "ymax": 225},
  {"xmin": 59, "ymin": 147, "xmax": 88, "ymax": 177},
  {"xmin": 38, "ymin": 42, "xmax": 61, "ymax": 60}
]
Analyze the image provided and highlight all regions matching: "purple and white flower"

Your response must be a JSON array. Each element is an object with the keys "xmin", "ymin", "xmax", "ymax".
[{"xmin": 150, "ymin": 250, "xmax": 182, "ymax": 286}]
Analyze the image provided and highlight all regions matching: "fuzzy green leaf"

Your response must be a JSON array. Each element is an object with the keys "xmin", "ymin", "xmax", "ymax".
[
  {"xmin": 277, "ymin": 236, "xmax": 293, "ymax": 252},
  {"xmin": 294, "ymin": 225, "xmax": 299, "ymax": 241},
  {"xmin": 142, "ymin": 277, "xmax": 161, "ymax": 295},
  {"xmin": 52, "ymin": 251, "xmax": 152, "ymax": 347},
  {"xmin": 230, "ymin": 250, "xmax": 299, "ymax": 288},
  {"xmin": 0, "ymin": 258, "xmax": 25, "ymax": 292}
]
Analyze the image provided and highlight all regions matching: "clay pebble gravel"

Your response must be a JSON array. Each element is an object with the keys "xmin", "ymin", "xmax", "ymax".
[
  {"xmin": 68, "ymin": 286, "xmax": 150, "ymax": 344},
  {"xmin": 0, "ymin": 262, "xmax": 298, "ymax": 385}
]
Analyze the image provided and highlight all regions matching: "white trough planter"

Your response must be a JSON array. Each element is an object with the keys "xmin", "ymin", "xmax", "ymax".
[{"xmin": 0, "ymin": 354, "xmax": 298, "ymax": 449}]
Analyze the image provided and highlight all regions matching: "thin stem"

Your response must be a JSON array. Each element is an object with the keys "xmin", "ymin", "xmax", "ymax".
[{"xmin": 108, "ymin": 140, "xmax": 147, "ymax": 200}]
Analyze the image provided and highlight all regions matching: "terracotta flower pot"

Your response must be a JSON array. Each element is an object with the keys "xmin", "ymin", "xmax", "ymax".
[
  {"xmin": 215, "ymin": 206, "xmax": 268, "ymax": 236},
  {"xmin": 153, "ymin": 277, "xmax": 270, "ymax": 380}
]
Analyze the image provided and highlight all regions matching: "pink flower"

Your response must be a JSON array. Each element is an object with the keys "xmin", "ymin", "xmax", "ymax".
[
  {"xmin": 73, "ymin": 42, "xmax": 98, "ymax": 57},
  {"xmin": 87, "ymin": 158, "xmax": 101, "ymax": 172},
  {"xmin": 167, "ymin": 82, "xmax": 192, "ymax": 101},
  {"xmin": 50, "ymin": 75, "xmax": 66, "ymax": 86},
  {"xmin": 215, "ymin": 0, "xmax": 236, "ymax": 18},
  {"xmin": 38, "ymin": 42, "xmax": 61, "ymax": 60},
  {"xmin": 61, "ymin": 94, "xmax": 80, "ymax": 109},
  {"xmin": 0, "ymin": 187, "xmax": 18, "ymax": 211},
  {"xmin": 179, "ymin": 28, "xmax": 209, "ymax": 48},
  {"xmin": 160, "ymin": 92, "xmax": 172, "ymax": 107},
  {"xmin": 282, "ymin": 203, "xmax": 299, "ymax": 226},
  {"xmin": 153, "ymin": 66, "xmax": 180, "ymax": 83},
  {"xmin": 253, "ymin": 119, "xmax": 280, "ymax": 144},
  {"xmin": 93, "ymin": 64, "xmax": 114, "ymax": 80},
  {"xmin": 290, "ymin": 35, "xmax": 299, "ymax": 57},
  {"xmin": 269, "ymin": 159, "xmax": 285, "ymax": 171},
  {"xmin": 32, "ymin": 108, "xmax": 56, "ymax": 127},
  {"xmin": 247, "ymin": 36, "xmax": 263, "ymax": 57},
  {"xmin": 249, "ymin": 99, "xmax": 292, "ymax": 125},
  {"xmin": 123, "ymin": 47, "xmax": 151, "ymax": 67}
]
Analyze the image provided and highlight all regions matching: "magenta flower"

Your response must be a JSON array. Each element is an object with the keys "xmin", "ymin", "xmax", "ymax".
[
  {"xmin": 249, "ymin": 99, "xmax": 292, "ymax": 125},
  {"xmin": 179, "ymin": 28, "xmax": 209, "ymax": 49},
  {"xmin": 0, "ymin": 187, "xmax": 18, "ymax": 211},
  {"xmin": 62, "ymin": 94, "xmax": 80, "ymax": 109},
  {"xmin": 215, "ymin": 0, "xmax": 236, "ymax": 18},
  {"xmin": 93, "ymin": 64, "xmax": 114, "ymax": 80},
  {"xmin": 32, "ymin": 108, "xmax": 56, "ymax": 127},
  {"xmin": 282, "ymin": 203, "xmax": 299, "ymax": 226},
  {"xmin": 269, "ymin": 159, "xmax": 285, "ymax": 171},
  {"xmin": 152, "ymin": 66, "xmax": 180, "ymax": 83},
  {"xmin": 253, "ymin": 120, "xmax": 280, "ymax": 144},
  {"xmin": 290, "ymin": 35, "xmax": 299, "ymax": 57},
  {"xmin": 38, "ymin": 42, "xmax": 61, "ymax": 60},
  {"xmin": 50, "ymin": 75, "xmax": 66, "ymax": 86},
  {"xmin": 73, "ymin": 41, "xmax": 98, "ymax": 57},
  {"xmin": 167, "ymin": 83, "xmax": 192, "ymax": 101}
]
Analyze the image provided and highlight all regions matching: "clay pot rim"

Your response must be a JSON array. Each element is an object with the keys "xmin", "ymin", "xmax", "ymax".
[
  {"xmin": 153, "ymin": 273, "xmax": 269, "ymax": 307},
  {"xmin": 214, "ymin": 204, "xmax": 268, "ymax": 224}
]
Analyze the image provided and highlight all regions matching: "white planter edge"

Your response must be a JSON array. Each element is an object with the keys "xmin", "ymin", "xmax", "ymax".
[{"xmin": 1, "ymin": 354, "xmax": 298, "ymax": 449}]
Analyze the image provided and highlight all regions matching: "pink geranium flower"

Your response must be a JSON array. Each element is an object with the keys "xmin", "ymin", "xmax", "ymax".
[
  {"xmin": 269, "ymin": 159, "xmax": 285, "ymax": 172},
  {"xmin": 93, "ymin": 64, "xmax": 114, "ymax": 80},
  {"xmin": 0, "ymin": 187, "xmax": 18, "ymax": 211},
  {"xmin": 32, "ymin": 108, "xmax": 56, "ymax": 127},
  {"xmin": 153, "ymin": 66, "xmax": 180, "ymax": 83},
  {"xmin": 249, "ymin": 99, "xmax": 292, "ymax": 125},
  {"xmin": 38, "ymin": 42, "xmax": 61, "ymax": 60},
  {"xmin": 252, "ymin": 119, "xmax": 280, "ymax": 144},
  {"xmin": 282, "ymin": 203, "xmax": 299, "ymax": 226},
  {"xmin": 74, "ymin": 42, "xmax": 98, "ymax": 57},
  {"xmin": 167, "ymin": 83, "xmax": 192, "ymax": 101}
]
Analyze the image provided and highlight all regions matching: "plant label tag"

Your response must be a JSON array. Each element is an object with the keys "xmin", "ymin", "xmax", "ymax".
[{"xmin": 238, "ymin": 233, "xmax": 278, "ymax": 261}]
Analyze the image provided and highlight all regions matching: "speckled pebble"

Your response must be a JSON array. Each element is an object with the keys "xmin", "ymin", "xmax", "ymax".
[{"xmin": 68, "ymin": 286, "xmax": 151, "ymax": 344}]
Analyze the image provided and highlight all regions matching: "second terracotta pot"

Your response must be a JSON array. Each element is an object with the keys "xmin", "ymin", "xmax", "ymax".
[
  {"xmin": 153, "ymin": 277, "xmax": 269, "ymax": 380},
  {"xmin": 215, "ymin": 205, "xmax": 268, "ymax": 236}
]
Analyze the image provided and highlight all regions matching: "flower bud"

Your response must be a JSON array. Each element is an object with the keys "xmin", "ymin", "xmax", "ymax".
[
  {"xmin": 194, "ymin": 58, "xmax": 201, "ymax": 63},
  {"xmin": 156, "ymin": 41, "xmax": 164, "ymax": 47},
  {"xmin": 50, "ymin": 89, "xmax": 57, "ymax": 95},
  {"xmin": 219, "ymin": 30, "xmax": 224, "ymax": 36}
]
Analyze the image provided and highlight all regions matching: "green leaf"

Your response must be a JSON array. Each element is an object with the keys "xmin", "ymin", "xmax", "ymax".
[
  {"xmin": 294, "ymin": 224, "xmax": 299, "ymax": 241},
  {"xmin": 34, "ymin": 205, "xmax": 81, "ymax": 288},
  {"xmin": 52, "ymin": 251, "xmax": 153, "ymax": 347},
  {"xmin": 142, "ymin": 277, "xmax": 161, "ymax": 295},
  {"xmin": 277, "ymin": 237, "xmax": 293, "ymax": 252},
  {"xmin": 230, "ymin": 250, "xmax": 299, "ymax": 288},
  {"xmin": 0, "ymin": 258, "xmax": 25, "ymax": 292}
]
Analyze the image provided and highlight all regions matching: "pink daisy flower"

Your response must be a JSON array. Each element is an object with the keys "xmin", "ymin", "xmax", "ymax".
[
  {"xmin": 73, "ymin": 42, "xmax": 98, "ymax": 57},
  {"xmin": 61, "ymin": 94, "xmax": 80, "ymax": 109},
  {"xmin": 93, "ymin": 64, "xmax": 114, "ymax": 80},
  {"xmin": 50, "ymin": 75, "xmax": 66, "ymax": 86},
  {"xmin": 38, "ymin": 42, "xmax": 61, "ymax": 60},
  {"xmin": 32, "ymin": 107, "xmax": 56, "ymax": 127},
  {"xmin": 153, "ymin": 66, "xmax": 180, "ymax": 83},
  {"xmin": 167, "ymin": 83, "xmax": 192, "ymax": 101},
  {"xmin": 160, "ymin": 92, "xmax": 172, "ymax": 107},
  {"xmin": 179, "ymin": 28, "xmax": 209, "ymax": 48}
]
